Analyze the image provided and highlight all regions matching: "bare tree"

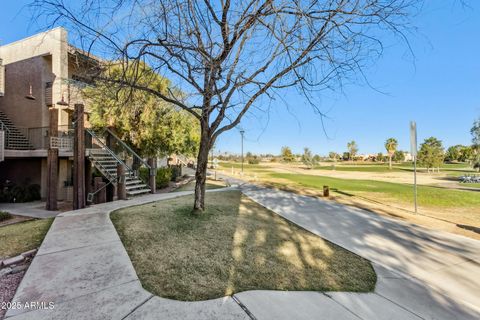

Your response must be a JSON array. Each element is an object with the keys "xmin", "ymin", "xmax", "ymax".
[{"xmin": 32, "ymin": 0, "xmax": 419, "ymax": 212}]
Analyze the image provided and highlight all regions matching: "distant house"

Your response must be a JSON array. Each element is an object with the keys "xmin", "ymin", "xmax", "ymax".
[{"xmin": 404, "ymin": 152, "xmax": 413, "ymax": 161}]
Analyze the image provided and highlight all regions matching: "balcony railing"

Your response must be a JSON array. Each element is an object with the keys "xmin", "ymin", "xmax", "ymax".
[{"xmin": 16, "ymin": 125, "xmax": 74, "ymax": 150}]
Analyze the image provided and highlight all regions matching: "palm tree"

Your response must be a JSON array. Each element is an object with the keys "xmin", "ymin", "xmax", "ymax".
[
  {"xmin": 347, "ymin": 141, "xmax": 358, "ymax": 161},
  {"xmin": 385, "ymin": 138, "xmax": 398, "ymax": 169}
]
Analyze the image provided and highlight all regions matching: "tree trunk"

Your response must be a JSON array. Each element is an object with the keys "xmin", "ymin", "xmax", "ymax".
[
  {"xmin": 389, "ymin": 155, "xmax": 392, "ymax": 169},
  {"xmin": 193, "ymin": 131, "xmax": 210, "ymax": 212}
]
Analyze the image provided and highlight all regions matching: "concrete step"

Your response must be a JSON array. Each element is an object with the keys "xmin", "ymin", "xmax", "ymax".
[
  {"xmin": 126, "ymin": 184, "xmax": 149, "ymax": 191},
  {"xmin": 125, "ymin": 179, "xmax": 143, "ymax": 185},
  {"xmin": 127, "ymin": 188, "xmax": 151, "ymax": 196}
]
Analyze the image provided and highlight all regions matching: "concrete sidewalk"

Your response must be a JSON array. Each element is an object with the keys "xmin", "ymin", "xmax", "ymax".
[
  {"xmin": 4, "ymin": 188, "xmax": 250, "ymax": 320},
  {"xmin": 239, "ymin": 185, "xmax": 480, "ymax": 320},
  {"xmin": 0, "ymin": 201, "xmax": 60, "ymax": 218},
  {"xmin": 4, "ymin": 186, "xmax": 480, "ymax": 319}
]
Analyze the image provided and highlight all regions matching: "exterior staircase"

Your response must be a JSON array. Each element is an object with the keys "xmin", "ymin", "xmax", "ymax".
[
  {"xmin": 0, "ymin": 110, "xmax": 33, "ymax": 150},
  {"xmin": 88, "ymin": 149, "xmax": 151, "ymax": 197},
  {"xmin": 86, "ymin": 129, "xmax": 151, "ymax": 199}
]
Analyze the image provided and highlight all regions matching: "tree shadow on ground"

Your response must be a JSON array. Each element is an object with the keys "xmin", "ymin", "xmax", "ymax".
[{"xmin": 111, "ymin": 191, "xmax": 375, "ymax": 302}]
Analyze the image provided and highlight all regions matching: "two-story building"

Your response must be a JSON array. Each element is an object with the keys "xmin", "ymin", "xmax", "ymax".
[{"xmin": 0, "ymin": 28, "xmax": 97, "ymax": 201}]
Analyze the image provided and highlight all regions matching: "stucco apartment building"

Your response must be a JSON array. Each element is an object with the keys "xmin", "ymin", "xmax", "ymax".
[{"xmin": 0, "ymin": 28, "xmax": 96, "ymax": 200}]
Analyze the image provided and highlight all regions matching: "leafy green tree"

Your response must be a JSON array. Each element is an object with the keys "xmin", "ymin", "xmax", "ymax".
[
  {"xmin": 313, "ymin": 154, "xmax": 322, "ymax": 163},
  {"xmin": 392, "ymin": 150, "xmax": 405, "ymax": 162},
  {"xmin": 445, "ymin": 145, "xmax": 464, "ymax": 162},
  {"xmin": 281, "ymin": 146, "xmax": 295, "ymax": 162},
  {"xmin": 376, "ymin": 152, "xmax": 384, "ymax": 162},
  {"xmin": 247, "ymin": 154, "xmax": 260, "ymax": 165},
  {"xmin": 417, "ymin": 137, "xmax": 444, "ymax": 172},
  {"xmin": 328, "ymin": 152, "xmax": 339, "ymax": 161},
  {"xmin": 459, "ymin": 146, "xmax": 474, "ymax": 162},
  {"xmin": 342, "ymin": 152, "xmax": 350, "ymax": 161},
  {"xmin": 85, "ymin": 64, "xmax": 200, "ymax": 157},
  {"xmin": 36, "ymin": 0, "xmax": 421, "ymax": 212},
  {"xmin": 301, "ymin": 147, "xmax": 317, "ymax": 168},
  {"xmin": 471, "ymin": 118, "xmax": 480, "ymax": 145},
  {"xmin": 347, "ymin": 141, "xmax": 358, "ymax": 161},
  {"xmin": 471, "ymin": 118, "xmax": 480, "ymax": 171},
  {"xmin": 384, "ymin": 138, "xmax": 398, "ymax": 169}
]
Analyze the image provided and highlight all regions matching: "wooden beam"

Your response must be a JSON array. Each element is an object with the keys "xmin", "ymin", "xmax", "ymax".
[
  {"xmin": 148, "ymin": 158, "xmax": 156, "ymax": 193},
  {"xmin": 45, "ymin": 108, "xmax": 58, "ymax": 211},
  {"xmin": 73, "ymin": 104, "xmax": 86, "ymax": 210},
  {"xmin": 117, "ymin": 164, "xmax": 127, "ymax": 200}
]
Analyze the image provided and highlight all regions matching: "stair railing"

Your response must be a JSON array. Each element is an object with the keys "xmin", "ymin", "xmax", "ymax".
[
  {"xmin": 86, "ymin": 176, "xmax": 119, "ymax": 204},
  {"xmin": 177, "ymin": 153, "xmax": 196, "ymax": 168},
  {"xmin": 86, "ymin": 129, "xmax": 132, "ymax": 180},
  {"xmin": 86, "ymin": 128, "xmax": 152, "ymax": 186},
  {"xmin": 102, "ymin": 128, "xmax": 152, "ymax": 186},
  {"xmin": 104, "ymin": 127, "xmax": 151, "ymax": 174},
  {"xmin": 0, "ymin": 120, "xmax": 11, "ymax": 148}
]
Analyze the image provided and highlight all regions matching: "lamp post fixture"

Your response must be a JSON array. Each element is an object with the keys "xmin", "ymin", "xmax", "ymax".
[
  {"xmin": 240, "ymin": 130, "xmax": 245, "ymax": 174},
  {"xmin": 25, "ymin": 84, "xmax": 36, "ymax": 100}
]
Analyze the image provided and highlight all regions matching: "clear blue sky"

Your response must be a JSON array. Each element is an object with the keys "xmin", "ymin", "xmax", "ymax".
[{"xmin": 1, "ymin": 1, "xmax": 479, "ymax": 156}]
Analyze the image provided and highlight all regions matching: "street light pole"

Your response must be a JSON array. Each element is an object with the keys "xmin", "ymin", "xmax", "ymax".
[
  {"xmin": 240, "ymin": 130, "xmax": 245, "ymax": 174},
  {"xmin": 410, "ymin": 121, "xmax": 418, "ymax": 214},
  {"xmin": 414, "ymin": 154, "xmax": 418, "ymax": 213}
]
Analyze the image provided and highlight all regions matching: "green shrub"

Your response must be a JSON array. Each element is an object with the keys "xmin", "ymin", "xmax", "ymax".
[
  {"xmin": 0, "ymin": 211, "xmax": 12, "ymax": 222},
  {"xmin": 0, "ymin": 190, "xmax": 10, "ymax": 202},
  {"xmin": 138, "ymin": 167, "xmax": 173, "ymax": 189},
  {"xmin": 248, "ymin": 156, "xmax": 260, "ymax": 164},
  {"xmin": 0, "ymin": 184, "xmax": 41, "ymax": 203},
  {"xmin": 170, "ymin": 165, "xmax": 182, "ymax": 181},
  {"xmin": 138, "ymin": 167, "xmax": 149, "ymax": 183},
  {"xmin": 156, "ymin": 167, "xmax": 173, "ymax": 188},
  {"xmin": 26, "ymin": 184, "xmax": 41, "ymax": 201}
]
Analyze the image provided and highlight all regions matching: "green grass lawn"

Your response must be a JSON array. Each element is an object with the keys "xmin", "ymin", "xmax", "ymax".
[
  {"xmin": 0, "ymin": 218, "xmax": 53, "ymax": 259},
  {"xmin": 218, "ymin": 161, "xmax": 272, "ymax": 173},
  {"xmin": 314, "ymin": 162, "xmax": 474, "ymax": 173},
  {"xmin": 111, "ymin": 191, "xmax": 376, "ymax": 301},
  {"xmin": 269, "ymin": 173, "xmax": 480, "ymax": 208},
  {"xmin": 462, "ymin": 183, "xmax": 480, "ymax": 189}
]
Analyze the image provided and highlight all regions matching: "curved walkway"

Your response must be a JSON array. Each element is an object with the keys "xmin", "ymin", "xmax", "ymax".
[
  {"xmin": 4, "ymin": 186, "xmax": 480, "ymax": 319},
  {"xmin": 238, "ymin": 185, "xmax": 480, "ymax": 320}
]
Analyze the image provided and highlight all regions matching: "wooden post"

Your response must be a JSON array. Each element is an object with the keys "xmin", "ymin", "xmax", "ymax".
[
  {"xmin": 323, "ymin": 185, "xmax": 330, "ymax": 197},
  {"xmin": 73, "ymin": 104, "xmax": 86, "ymax": 210},
  {"xmin": 46, "ymin": 108, "xmax": 58, "ymax": 211},
  {"xmin": 148, "ymin": 158, "xmax": 156, "ymax": 194},
  {"xmin": 93, "ymin": 177, "xmax": 106, "ymax": 204},
  {"xmin": 85, "ymin": 159, "xmax": 92, "ymax": 197},
  {"xmin": 117, "ymin": 163, "xmax": 127, "ymax": 200}
]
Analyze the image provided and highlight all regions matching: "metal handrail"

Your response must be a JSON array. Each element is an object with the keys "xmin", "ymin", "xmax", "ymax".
[
  {"xmin": 86, "ymin": 128, "xmax": 133, "ymax": 173},
  {"xmin": 0, "ymin": 120, "xmax": 11, "ymax": 147},
  {"xmin": 177, "ymin": 153, "xmax": 195, "ymax": 167},
  {"xmin": 87, "ymin": 176, "xmax": 119, "ymax": 203},
  {"xmin": 104, "ymin": 127, "xmax": 151, "ymax": 170}
]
